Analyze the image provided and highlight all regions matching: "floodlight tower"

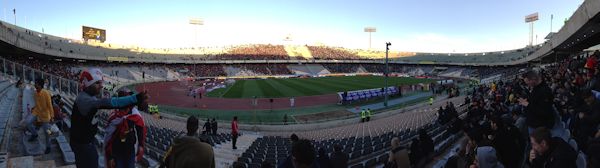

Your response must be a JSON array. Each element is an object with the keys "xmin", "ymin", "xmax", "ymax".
[
  {"xmin": 189, "ymin": 18, "xmax": 203, "ymax": 77},
  {"xmin": 525, "ymin": 13, "xmax": 539, "ymax": 46},
  {"xmin": 189, "ymin": 18, "xmax": 204, "ymax": 47},
  {"xmin": 384, "ymin": 42, "xmax": 391, "ymax": 107},
  {"xmin": 364, "ymin": 27, "xmax": 376, "ymax": 49}
]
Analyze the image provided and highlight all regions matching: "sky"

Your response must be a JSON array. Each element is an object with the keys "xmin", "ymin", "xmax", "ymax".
[{"xmin": 0, "ymin": 0, "xmax": 584, "ymax": 53}]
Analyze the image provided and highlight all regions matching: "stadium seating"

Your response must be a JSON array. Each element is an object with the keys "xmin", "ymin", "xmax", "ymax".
[
  {"xmin": 0, "ymin": 20, "xmax": 541, "ymax": 65},
  {"xmin": 341, "ymin": 87, "xmax": 398, "ymax": 103}
]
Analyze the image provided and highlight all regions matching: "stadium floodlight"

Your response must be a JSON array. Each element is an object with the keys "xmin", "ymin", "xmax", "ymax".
[
  {"xmin": 525, "ymin": 13, "xmax": 539, "ymax": 46},
  {"xmin": 189, "ymin": 17, "xmax": 204, "ymax": 73},
  {"xmin": 189, "ymin": 18, "xmax": 204, "ymax": 48},
  {"xmin": 384, "ymin": 42, "xmax": 391, "ymax": 107},
  {"xmin": 189, "ymin": 18, "xmax": 204, "ymax": 25},
  {"xmin": 12, "ymin": 9, "xmax": 16, "ymax": 26},
  {"xmin": 364, "ymin": 27, "xmax": 377, "ymax": 49}
]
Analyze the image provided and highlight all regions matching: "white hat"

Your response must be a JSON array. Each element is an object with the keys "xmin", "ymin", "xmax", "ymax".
[{"xmin": 79, "ymin": 68, "xmax": 104, "ymax": 88}]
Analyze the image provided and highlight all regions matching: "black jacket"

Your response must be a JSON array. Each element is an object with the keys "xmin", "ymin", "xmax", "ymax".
[
  {"xmin": 330, "ymin": 151, "xmax": 349, "ymax": 168},
  {"xmin": 492, "ymin": 126, "xmax": 523, "ymax": 168},
  {"xmin": 530, "ymin": 137, "xmax": 577, "ymax": 168},
  {"xmin": 525, "ymin": 82, "xmax": 556, "ymax": 129}
]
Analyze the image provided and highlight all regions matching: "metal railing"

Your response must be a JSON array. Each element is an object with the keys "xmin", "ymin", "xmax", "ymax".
[{"xmin": 0, "ymin": 57, "xmax": 79, "ymax": 97}]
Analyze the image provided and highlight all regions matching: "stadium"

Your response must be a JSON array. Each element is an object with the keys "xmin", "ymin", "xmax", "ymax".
[{"xmin": 0, "ymin": 0, "xmax": 599, "ymax": 168}]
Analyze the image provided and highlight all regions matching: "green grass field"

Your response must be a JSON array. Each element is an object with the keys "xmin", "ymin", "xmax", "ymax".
[{"xmin": 206, "ymin": 76, "xmax": 434, "ymax": 98}]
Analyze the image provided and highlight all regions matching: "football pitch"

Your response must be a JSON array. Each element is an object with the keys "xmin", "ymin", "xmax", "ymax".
[{"xmin": 206, "ymin": 76, "xmax": 434, "ymax": 98}]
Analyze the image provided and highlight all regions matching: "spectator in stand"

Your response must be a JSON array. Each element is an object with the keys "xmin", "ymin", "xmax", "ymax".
[
  {"xmin": 16, "ymin": 78, "xmax": 23, "ymax": 88},
  {"xmin": 202, "ymin": 118, "xmax": 211, "ymax": 135},
  {"xmin": 231, "ymin": 116, "xmax": 239, "ymax": 149},
  {"xmin": 512, "ymin": 110, "xmax": 528, "ymax": 140},
  {"xmin": 472, "ymin": 146, "xmax": 505, "ymax": 168},
  {"xmin": 307, "ymin": 46, "xmax": 360, "ymax": 60},
  {"xmin": 279, "ymin": 134, "xmax": 301, "ymax": 168},
  {"xmin": 489, "ymin": 117, "xmax": 523, "ymax": 168},
  {"xmin": 529, "ymin": 127, "xmax": 577, "ymax": 168},
  {"xmin": 27, "ymin": 78, "xmax": 54, "ymax": 154},
  {"xmin": 587, "ymin": 130, "xmax": 600, "ymax": 167},
  {"xmin": 584, "ymin": 51, "xmax": 598, "ymax": 77},
  {"xmin": 330, "ymin": 144, "xmax": 348, "ymax": 168},
  {"xmin": 104, "ymin": 88, "xmax": 146, "ymax": 168},
  {"xmin": 161, "ymin": 115, "xmax": 216, "ymax": 168},
  {"xmin": 70, "ymin": 69, "xmax": 148, "ymax": 168},
  {"xmin": 418, "ymin": 129, "xmax": 434, "ymax": 161},
  {"xmin": 160, "ymin": 136, "xmax": 215, "ymax": 168},
  {"xmin": 317, "ymin": 148, "xmax": 332, "ymax": 168},
  {"xmin": 409, "ymin": 138, "xmax": 420, "ymax": 167},
  {"xmin": 571, "ymin": 90, "xmax": 600, "ymax": 151},
  {"xmin": 186, "ymin": 116, "xmax": 199, "ymax": 136},
  {"xmin": 219, "ymin": 44, "xmax": 289, "ymax": 60},
  {"xmin": 211, "ymin": 118, "xmax": 218, "ymax": 135},
  {"xmin": 387, "ymin": 137, "xmax": 410, "ymax": 168},
  {"xmin": 519, "ymin": 70, "xmax": 555, "ymax": 134},
  {"xmin": 51, "ymin": 95, "xmax": 66, "ymax": 131},
  {"xmin": 290, "ymin": 139, "xmax": 317, "ymax": 168}
]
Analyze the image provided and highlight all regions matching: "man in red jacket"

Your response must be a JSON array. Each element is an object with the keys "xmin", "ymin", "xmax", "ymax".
[
  {"xmin": 585, "ymin": 52, "xmax": 598, "ymax": 77},
  {"xmin": 231, "ymin": 116, "xmax": 239, "ymax": 149},
  {"xmin": 104, "ymin": 88, "xmax": 146, "ymax": 168}
]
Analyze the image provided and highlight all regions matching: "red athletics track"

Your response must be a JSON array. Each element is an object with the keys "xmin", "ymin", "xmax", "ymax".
[{"xmin": 135, "ymin": 81, "xmax": 339, "ymax": 110}]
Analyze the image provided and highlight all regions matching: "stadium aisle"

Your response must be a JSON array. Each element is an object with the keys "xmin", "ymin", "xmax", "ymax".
[
  {"xmin": 213, "ymin": 133, "xmax": 259, "ymax": 167},
  {"xmin": 346, "ymin": 92, "xmax": 438, "ymax": 113}
]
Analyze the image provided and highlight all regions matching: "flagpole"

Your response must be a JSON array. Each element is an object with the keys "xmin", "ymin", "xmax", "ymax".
[{"xmin": 13, "ymin": 9, "xmax": 16, "ymax": 25}]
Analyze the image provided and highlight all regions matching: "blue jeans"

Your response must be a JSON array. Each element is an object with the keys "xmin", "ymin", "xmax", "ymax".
[
  {"xmin": 26, "ymin": 116, "xmax": 51, "ymax": 148},
  {"xmin": 71, "ymin": 142, "xmax": 99, "ymax": 168},
  {"xmin": 114, "ymin": 155, "xmax": 135, "ymax": 168}
]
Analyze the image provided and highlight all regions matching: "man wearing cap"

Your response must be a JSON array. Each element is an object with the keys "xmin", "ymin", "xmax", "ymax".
[
  {"xmin": 70, "ymin": 68, "xmax": 148, "ymax": 168},
  {"xmin": 104, "ymin": 88, "xmax": 146, "ymax": 168}
]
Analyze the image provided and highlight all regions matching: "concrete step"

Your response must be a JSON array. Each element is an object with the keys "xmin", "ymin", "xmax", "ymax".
[
  {"xmin": 55, "ymin": 165, "xmax": 76, "ymax": 168},
  {"xmin": 213, "ymin": 133, "xmax": 260, "ymax": 167},
  {"xmin": 33, "ymin": 160, "xmax": 55, "ymax": 168},
  {"xmin": 22, "ymin": 131, "xmax": 50, "ymax": 156},
  {"xmin": 8, "ymin": 156, "xmax": 33, "ymax": 168}
]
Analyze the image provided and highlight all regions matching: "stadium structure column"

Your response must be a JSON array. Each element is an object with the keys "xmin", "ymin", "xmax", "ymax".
[
  {"xmin": 12, "ymin": 62, "xmax": 16, "ymax": 81},
  {"xmin": 384, "ymin": 42, "xmax": 391, "ymax": 107},
  {"xmin": 2, "ymin": 58, "xmax": 5, "ymax": 77}
]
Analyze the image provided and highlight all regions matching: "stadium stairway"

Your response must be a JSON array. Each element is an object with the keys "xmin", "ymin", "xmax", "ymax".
[
  {"xmin": 17, "ymin": 84, "xmax": 76, "ymax": 167},
  {"xmin": 355, "ymin": 66, "xmax": 369, "ymax": 73},
  {"xmin": 0, "ymin": 81, "xmax": 15, "ymax": 167},
  {"xmin": 345, "ymin": 92, "xmax": 435, "ymax": 113},
  {"xmin": 213, "ymin": 133, "xmax": 260, "ymax": 168},
  {"xmin": 287, "ymin": 65, "xmax": 312, "ymax": 76},
  {"xmin": 305, "ymin": 64, "xmax": 330, "ymax": 75}
]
